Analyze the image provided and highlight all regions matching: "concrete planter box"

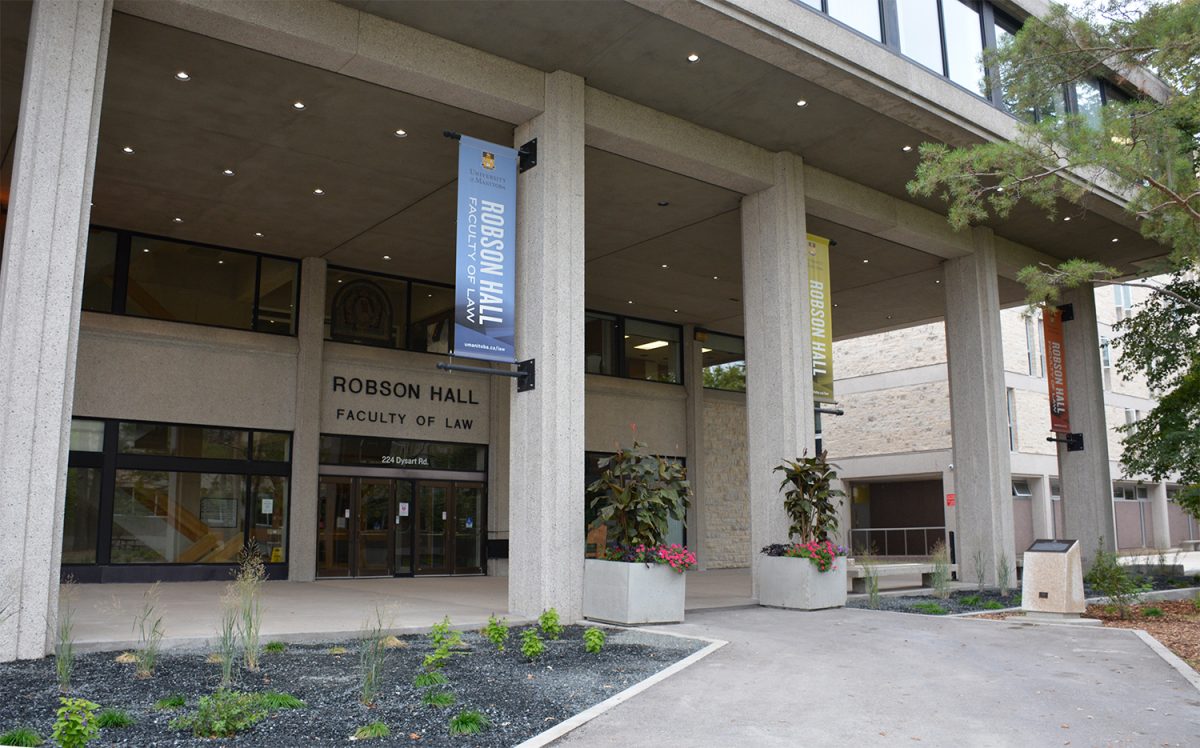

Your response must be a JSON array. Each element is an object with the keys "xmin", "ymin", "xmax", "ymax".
[
  {"xmin": 582, "ymin": 559, "xmax": 686, "ymax": 625},
  {"xmin": 757, "ymin": 555, "xmax": 848, "ymax": 610}
]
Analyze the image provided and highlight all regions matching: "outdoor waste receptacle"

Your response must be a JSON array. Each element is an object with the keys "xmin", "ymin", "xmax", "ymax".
[{"xmin": 1021, "ymin": 539, "xmax": 1085, "ymax": 616}]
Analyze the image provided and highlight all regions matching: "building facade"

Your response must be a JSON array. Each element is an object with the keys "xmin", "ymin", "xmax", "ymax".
[{"xmin": 0, "ymin": 0, "xmax": 1175, "ymax": 661}]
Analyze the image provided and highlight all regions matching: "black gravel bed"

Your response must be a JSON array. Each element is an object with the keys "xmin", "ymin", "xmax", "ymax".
[
  {"xmin": 848, "ymin": 590, "xmax": 1021, "ymax": 615},
  {"xmin": 0, "ymin": 625, "xmax": 704, "ymax": 747}
]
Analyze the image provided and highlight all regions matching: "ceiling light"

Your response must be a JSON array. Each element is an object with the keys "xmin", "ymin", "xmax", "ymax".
[
  {"xmin": 833, "ymin": 303, "xmax": 838, "ymax": 308},
  {"xmin": 218, "ymin": 260, "xmax": 224, "ymax": 265},
  {"xmin": 687, "ymin": 53, "xmax": 700, "ymax": 63},
  {"xmin": 624, "ymin": 335, "xmax": 630, "ymax": 339},
  {"xmin": 222, "ymin": 168, "xmax": 235, "ymax": 176},
  {"xmin": 996, "ymin": 186, "xmax": 1005, "ymax": 193},
  {"xmin": 313, "ymin": 188, "xmax": 325, "ymax": 196},
  {"xmin": 254, "ymin": 232, "xmax": 263, "ymax": 237},
  {"xmin": 383, "ymin": 255, "xmax": 391, "ymax": 260},
  {"xmin": 862, "ymin": 259, "xmax": 869, "ymax": 264},
  {"xmin": 1111, "ymin": 237, "xmax": 1119, "ymax": 243},
  {"xmin": 337, "ymin": 279, "xmax": 343, "ymax": 283},
  {"xmin": 673, "ymin": 309, "xmax": 679, "ymax": 313},
  {"xmin": 142, "ymin": 248, "xmax": 149, "ymax": 253},
  {"xmin": 293, "ymin": 101, "xmax": 306, "ymax": 110},
  {"xmin": 712, "ymin": 275, "xmax": 719, "ymax": 280},
  {"xmin": 935, "ymin": 279, "xmax": 941, "ymax": 284},
  {"xmin": 657, "ymin": 201, "xmax": 670, "ymax": 207},
  {"xmin": 427, "ymin": 293, "xmax": 433, "ymax": 298},
  {"xmin": 886, "ymin": 315, "xmax": 893, "ymax": 320},
  {"xmin": 701, "ymin": 347, "xmax": 712, "ymax": 353},
  {"xmin": 796, "ymin": 99, "xmax": 808, "ymax": 107},
  {"xmin": 394, "ymin": 129, "xmax": 407, "ymax": 138},
  {"xmin": 172, "ymin": 217, "xmax": 183, "ymax": 223},
  {"xmin": 627, "ymin": 300, "xmax": 634, "ymax": 304},
  {"xmin": 635, "ymin": 340, "xmax": 670, "ymax": 350},
  {"xmin": 174, "ymin": 71, "xmax": 191, "ymax": 81},
  {"xmin": 661, "ymin": 264, "xmax": 669, "ymax": 269},
  {"xmin": 901, "ymin": 145, "xmax": 912, "ymax": 152},
  {"xmin": 1063, "ymin": 216, "xmax": 1071, "ymax": 221},
  {"xmin": 122, "ymin": 146, "xmax": 134, "ymax": 154}
]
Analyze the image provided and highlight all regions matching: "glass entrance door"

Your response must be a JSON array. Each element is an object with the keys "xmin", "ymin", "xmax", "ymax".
[
  {"xmin": 317, "ymin": 476, "xmax": 410, "ymax": 578},
  {"xmin": 317, "ymin": 477, "xmax": 352, "ymax": 577},
  {"xmin": 415, "ymin": 481, "xmax": 484, "ymax": 575},
  {"xmin": 357, "ymin": 479, "xmax": 394, "ymax": 576}
]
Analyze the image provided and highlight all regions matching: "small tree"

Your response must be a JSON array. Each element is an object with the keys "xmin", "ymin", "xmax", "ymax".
[
  {"xmin": 774, "ymin": 451, "xmax": 843, "ymax": 543},
  {"xmin": 587, "ymin": 441, "xmax": 690, "ymax": 548}
]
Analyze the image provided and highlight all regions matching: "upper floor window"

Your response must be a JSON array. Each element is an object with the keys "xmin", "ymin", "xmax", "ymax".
[
  {"xmin": 944, "ymin": 0, "xmax": 986, "ymax": 95},
  {"xmin": 827, "ymin": 0, "xmax": 882, "ymax": 42},
  {"xmin": 1114, "ymin": 284, "xmax": 1134, "ymax": 320},
  {"xmin": 897, "ymin": 0, "xmax": 943, "ymax": 74},
  {"xmin": 584, "ymin": 311, "xmax": 683, "ymax": 385},
  {"xmin": 1025, "ymin": 313, "xmax": 1045, "ymax": 377},
  {"xmin": 83, "ymin": 228, "xmax": 298, "ymax": 335},
  {"xmin": 1099, "ymin": 335, "xmax": 1113, "ymax": 389},
  {"xmin": 699, "ymin": 330, "xmax": 746, "ymax": 392},
  {"xmin": 324, "ymin": 268, "xmax": 453, "ymax": 355}
]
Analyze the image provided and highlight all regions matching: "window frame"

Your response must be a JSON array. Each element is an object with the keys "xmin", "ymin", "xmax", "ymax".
[
  {"xmin": 325, "ymin": 265, "xmax": 456, "ymax": 355},
  {"xmin": 584, "ymin": 309, "xmax": 686, "ymax": 387}
]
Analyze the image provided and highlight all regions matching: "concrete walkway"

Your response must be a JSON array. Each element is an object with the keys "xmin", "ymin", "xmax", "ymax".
[{"xmin": 557, "ymin": 606, "xmax": 1200, "ymax": 747}]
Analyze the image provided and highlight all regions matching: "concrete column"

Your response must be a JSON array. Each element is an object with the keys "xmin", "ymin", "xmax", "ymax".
[
  {"xmin": 943, "ymin": 229, "xmax": 1015, "ymax": 586},
  {"xmin": 1148, "ymin": 481, "xmax": 1170, "ymax": 551},
  {"xmin": 0, "ymin": 0, "xmax": 112, "ymax": 661},
  {"xmin": 683, "ymin": 325, "xmax": 708, "ymax": 569},
  {"xmin": 508, "ymin": 71, "xmax": 586, "ymax": 621},
  {"xmin": 741, "ymin": 152, "xmax": 814, "ymax": 598},
  {"xmin": 1057, "ymin": 286, "xmax": 1115, "ymax": 566},
  {"xmin": 1032, "ymin": 475, "xmax": 1054, "ymax": 539},
  {"xmin": 286, "ymin": 258, "xmax": 326, "ymax": 581}
]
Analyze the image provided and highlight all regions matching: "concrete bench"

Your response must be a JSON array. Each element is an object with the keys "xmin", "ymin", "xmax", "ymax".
[
  {"xmin": 1181, "ymin": 539, "xmax": 1200, "ymax": 552},
  {"xmin": 847, "ymin": 562, "xmax": 956, "ymax": 593}
]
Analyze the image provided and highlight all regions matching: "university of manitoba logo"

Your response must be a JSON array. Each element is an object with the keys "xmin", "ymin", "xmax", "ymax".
[{"xmin": 481, "ymin": 151, "xmax": 495, "ymax": 170}]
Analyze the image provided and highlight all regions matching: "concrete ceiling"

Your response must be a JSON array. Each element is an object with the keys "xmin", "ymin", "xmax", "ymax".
[{"xmin": 0, "ymin": 2, "xmax": 1165, "ymax": 343}]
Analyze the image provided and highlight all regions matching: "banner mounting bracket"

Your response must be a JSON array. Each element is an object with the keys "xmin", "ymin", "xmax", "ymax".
[
  {"xmin": 518, "ymin": 139, "xmax": 537, "ymax": 173},
  {"xmin": 1046, "ymin": 433, "xmax": 1084, "ymax": 451},
  {"xmin": 436, "ymin": 359, "xmax": 536, "ymax": 393}
]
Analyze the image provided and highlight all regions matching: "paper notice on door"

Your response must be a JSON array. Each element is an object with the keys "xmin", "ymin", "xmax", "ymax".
[
  {"xmin": 261, "ymin": 498, "xmax": 273, "ymax": 514},
  {"xmin": 465, "ymin": 517, "xmax": 473, "ymax": 529},
  {"xmin": 344, "ymin": 508, "xmax": 351, "ymax": 519},
  {"xmin": 336, "ymin": 517, "xmax": 346, "ymax": 529},
  {"xmin": 442, "ymin": 511, "xmax": 447, "ymax": 520},
  {"xmin": 398, "ymin": 502, "xmax": 410, "ymax": 517}
]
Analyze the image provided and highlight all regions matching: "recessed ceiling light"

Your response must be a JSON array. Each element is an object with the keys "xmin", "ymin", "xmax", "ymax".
[
  {"xmin": 218, "ymin": 260, "xmax": 224, "ymax": 265},
  {"xmin": 122, "ymin": 146, "xmax": 134, "ymax": 154},
  {"xmin": 142, "ymin": 248, "xmax": 150, "ymax": 253},
  {"xmin": 172, "ymin": 217, "xmax": 183, "ymax": 223},
  {"xmin": 886, "ymin": 315, "xmax": 893, "ymax": 320},
  {"xmin": 1111, "ymin": 237, "xmax": 1119, "ymax": 243},
  {"xmin": 661, "ymin": 264, "xmax": 669, "ymax": 269},
  {"xmin": 254, "ymin": 232, "xmax": 263, "ymax": 237},
  {"xmin": 627, "ymin": 300, "xmax": 634, "ymax": 304},
  {"xmin": 1063, "ymin": 216, "xmax": 1071, "ymax": 221},
  {"xmin": 313, "ymin": 188, "xmax": 325, "ymax": 196},
  {"xmin": 635, "ymin": 340, "xmax": 670, "ymax": 351},
  {"xmin": 901, "ymin": 145, "xmax": 913, "ymax": 152},
  {"xmin": 657, "ymin": 201, "xmax": 670, "ymax": 207},
  {"xmin": 673, "ymin": 309, "xmax": 679, "ymax": 313},
  {"xmin": 382, "ymin": 255, "xmax": 391, "ymax": 260},
  {"xmin": 175, "ymin": 71, "xmax": 190, "ymax": 81},
  {"xmin": 293, "ymin": 101, "xmax": 306, "ymax": 110},
  {"xmin": 337, "ymin": 279, "xmax": 343, "ymax": 283},
  {"xmin": 935, "ymin": 279, "xmax": 941, "ymax": 284},
  {"xmin": 796, "ymin": 99, "xmax": 808, "ymax": 107},
  {"xmin": 862, "ymin": 259, "xmax": 869, "ymax": 264},
  {"xmin": 222, "ymin": 168, "xmax": 235, "ymax": 176},
  {"xmin": 427, "ymin": 293, "xmax": 433, "ymax": 298},
  {"xmin": 687, "ymin": 53, "xmax": 700, "ymax": 63},
  {"xmin": 394, "ymin": 129, "xmax": 407, "ymax": 138},
  {"xmin": 712, "ymin": 275, "xmax": 719, "ymax": 280},
  {"xmin": 833, "ymin": 303, "xmax": 838, "ymax": 307}
]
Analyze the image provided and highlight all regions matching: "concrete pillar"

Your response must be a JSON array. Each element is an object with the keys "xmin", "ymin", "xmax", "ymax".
[
  {"xmin": 1057, "ymin": 286, "xmax": 1115, "ymax": 566},
  {"xmin": 943, "ymin": 229, "xmax": 1015, "ymax": 586},
  {"xmin": 1148, "ymin": 481, "xmax": 1170, "ymax": 551},
  {"xmin": 0, "ymin": 0, "xmax": 112, "ymax": 661},
  {"xmin": 741, "ymin": 152, "xmax": 814, "ymax": 598},
  {"xmin": 508, "ymin": 71, "xmax": 586, "ymax": 621},
  {"xmin": 287, "ymin": 257, "xmax": 326, "ymax": 581},
  {"xmin": 1032, "ymin": 475, "xmax": 1054, "ymax": 539},
  {"xmin": 683, "ymin": 325, "xmax": 708, "ymax": 569}
]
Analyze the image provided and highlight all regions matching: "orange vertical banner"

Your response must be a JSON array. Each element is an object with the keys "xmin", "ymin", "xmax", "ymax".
[{"xmin": 1043, "ymin": 307, "xmax": 1071, "ymax": 433}]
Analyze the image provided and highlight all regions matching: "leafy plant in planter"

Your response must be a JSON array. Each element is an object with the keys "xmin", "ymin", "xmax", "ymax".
[
  {"xmin": 761, "ymin": 451, "xmax": 846, "ymax": 571},
  {"xmin": 587, "ymin": 441, "xmax": 692, "ymax": 553}
]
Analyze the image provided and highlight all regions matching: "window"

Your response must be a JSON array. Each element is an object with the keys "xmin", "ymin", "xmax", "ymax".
[
  {"xmin": 1112, "ymin": 483, "xmax": 1146, "ymax": 501},
  {"xmin": 63, "ymin": 419, "xmax": 292, "ymax": 570},
  {"xmin": 1114, "ymin": 284, "xmax": 1134, "ymax": 320},
  {"xmin": 944, "ymin": 0, "xmax": 986, "ymax": 95},
  {"xmin": 319, "ymin": 434, "xmax": 486, "ymax": 472},
  {"xmin": 324, "ymin": 268, "xmax": 456, "ymax": 354},
  {"xmin": 624, "ymin": 318, "xmax": 681, "ymax": 384},
  {"xmin": 1006, "ymin": 387, "xmax": 1017, "ymax": 450},
  {"xmin": 1050, "ymin": 480, "xmax": 1061, "ymax": 499},
  {"xmin": 409, "ymin": 283, "xmax": 454, "ymax": 355},
  {"xmin": 1073, "ymin": 79, "xmax": 1103, "ymax": 129},
  {"xmin": 1124, "ymin": 408, "xmax": 1137, "ymax": 427},
  {"xmin": 827, "ymin": 0, "xmax": 882, "ymax": 41},
  {"xmin": 1011, "ymin": 479, "xmax": 1032, "ymax": 497},
  {"xmin": 1025, "ymin": 314, "xmax": 1044, "ymax": 377},
  {"xmin": 699, "ymin": 330, "xmax": 746, "ymax": 392},
  {"xmin": 585, "ymin": 312, "xmax": 620, "ymax": 376},
  {"xmin": 84, "ymin": 228, "xmax": 299, "ymax": 334},
  {"xmin": 897, "ymin": 0, "xmax": 943, "ymax": 74},
  {"xmin": 1099, "ymin": 336, "xmax": 1113, "ymax": 389}
]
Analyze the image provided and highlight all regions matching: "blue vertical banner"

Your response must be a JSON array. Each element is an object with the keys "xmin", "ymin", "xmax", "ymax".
[{"xmin": 452, "ymin": 135, "xmax": 519, "ymax": 363}]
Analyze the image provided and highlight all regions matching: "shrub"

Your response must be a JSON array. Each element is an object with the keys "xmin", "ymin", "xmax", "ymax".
[
  {"xmin": 773, "ymin": 451, "xmax": 843, "ymax": 543},
  {"xmin": 256, "ymin": 691, "xmax": 305, "ymax": 710},
  {"xmin": 413, "ymin": 671, "xmax": 450, "ymax": 689},
  {"xmin": 538, "ymin": 608, "xmax": 563, "ymax": 640},
  {"xmin": 422, "ymin": 690, "xmax": 456, "ymax": 708},
  {"xmin": 360, "ymin": 609, "xmax": 390, "ymax": 706},
  {"xmin": 0, "ymin": 727, "xmax": 44, "ymax": 747},
  {"xmin": 132, "ymin": 583, "xmax": 164, "ymax": 678},
  {"xmin": 520, "ymin": 628, "xmax": 544, "ymax": 661},
  {"xmin": 168, "ymin": 690, "xmax": 268, "ymax": 738},
  {"xmin": 587, "ymin": 441, "xmax": 690, "ymax": 547},
  {"xmin": 583, "ymin": 627, "xmax": 606, "ymax": 654},
  {"xmin": 1085, "ymin": 546, "xmax": 1148, "ymax": 620},
  {"xmin": 960, "ymin": 595, "xmax": 982, "ymax": 607},
  {"xmin": 856, "ymin": 546, "xmax": 882, "ymax": 609},
  {"xmin": 353, "ymin": 722, "xmax": 391, "ymax": 740},
  {"xmin": 96, "ymin": 709, "xmax": 135, "ymax": 728},
  {"xmin": 217, "ymin": 588, "xmax": 238, "ymax": 687},
  {"xmin": 1143, "ymin": 606, "xmax": 1164, "ymax": 618},
  {"xmin": 448, "ymin": 710, "xmax": 492, "ymax": 736},
  {"xmin": 981, "ymin": 600, "xmax": 1005, "ymax": 610},
  {"xmin": 929, "ymin": 542, "xmax": 951, "ymax": 600},
  {"xmin": 972, "ymin": 547, "xmax": 987, "ymax": 594},
  {"xmin": 51, "ymin": 697, "xmax": 99, "ymax": 748},
  {"xmin": 56, "ymin": 579, "xmax": 76, "ymax": 692},
  {"xmin": 423, "ymin": 616, "xmax": 464, "ymax": 671},
  {"xmin": 997, "ymin": 552, "xmax": 1012, "ymax": 597},
  {"xmin": 154, "ymin": 694, "xmax": 185, "ymax": 709},
  {"xmin": 264, "ymin": 641, "xmax": 287, "ymax": 654},
  {"xmin": 234, "ymin": 543, "xmax": 265, "ymax": 672},
  {"xmin": 911, "ymin": 602, "xmax": 947, "ymax": 615},
  {"xmin": 481, "ymin": 615, "xmax": 509, "ymax": 651}
]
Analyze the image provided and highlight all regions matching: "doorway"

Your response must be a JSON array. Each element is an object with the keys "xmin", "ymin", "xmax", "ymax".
[{"xmin": 317, "ymin": 474, "xmax": 483, "ymax": 577}]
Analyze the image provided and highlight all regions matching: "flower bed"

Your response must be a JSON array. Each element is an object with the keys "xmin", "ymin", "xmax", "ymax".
[
  {"xmin": 760, "ymin": 541, "xmax": 847, "ymax": 572},
  {"xmin": 0, "ymin": 625, "xmax": 705, "ymax": 747},
  {"xmin": 604, "ymin": 544, "xmax": 697, "ymax": 573}
]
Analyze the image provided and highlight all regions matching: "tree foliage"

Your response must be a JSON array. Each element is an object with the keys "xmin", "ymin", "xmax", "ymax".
[
  {"xmin": 910, "ymin": 0, "xmax": 1200, "ymax": 518},
  {"xmin": 702, "ymin": 362, "xmax": 746, "ymax": 391}
]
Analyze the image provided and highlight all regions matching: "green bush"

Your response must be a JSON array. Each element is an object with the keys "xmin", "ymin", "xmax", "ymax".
[
  {"xmin": 96, "ymin": 709, "xmax": 135, "ymax": 728},
  {"xmin": 256, "ymin": 691, "xmax": 305, "ymax": 710},
  {"xmin": 1143, "ymin": 606, "xmax": 1164, "ymax": 618},
  {"xmin": 264, "ymin": 641, "xmax": 287, "ymax": 654},
  {"xmin": 583, "ymin": 627, "xmax": 606, "ymax": 654},
  {"xmin": 911, "ymin": 602, "xmax": 947, "ymax": 615},
  {"xmin": 168, "ymin": 690, "xmax": 268, "ymax": 738},
  {"xmin": 481, "ymin": 615, "xmax": 508, "ymax": 651},
  {"xmin": 52, "ymin": 697, "xmax": 99, "ymax": 748},
  {"xmin": 413, "ymin": 671, "xmax": 450, "ymax": 689},
  {"xmin": 929, "ymin": 542, "xmax": 951, "ymax": 600},
  {"xmin": 981, "ymin": 600, "xmax": 1005, "ymax": 610},
  {"xmin": 421, "ymin": 690, "xmax": 456, "ymax": 708},
  {"xmin": 1085, "ymin": 546, "xmax": 1148, "ymax": 620},
  {"xmin": 353, "ymin": 722, "xmax": 390, "ymax": 740},
  {"xmin": 520, "ymin": 628, "xmax": 544, "ymax": 661},
  {"xmin": 0, "ymin": 727, "xmax": 44, "ymax": 747},
  {"xmin": 960, "ymin": 595, "xmax": 982, "ymax": 607},
  {"xmin": 448, "ymin": 710, "xmax": 492, "ymax": 736},
  {"xmin": 154, "ymin": 694, "xmax": 185, "ymax": 710},
  {"xmin": 538, "ymin": 608, "xmax": 563, "ymax": 640}
]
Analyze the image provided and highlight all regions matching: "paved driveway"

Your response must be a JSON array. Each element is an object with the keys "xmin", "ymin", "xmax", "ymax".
[{"xmin": 556, "ymin": 606, "xmax": 1200, "ymax": 747}]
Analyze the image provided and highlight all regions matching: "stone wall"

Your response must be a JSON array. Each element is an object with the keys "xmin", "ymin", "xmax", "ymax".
[
  {"xmin": 701, "ymin": 393, "xmax": 750, "ymax": 568},
  {"xmin": 833, "ymin": 322, "xmax": 946, "ymax": 378},
  {"xmin": 824, "ymin": 381, "xmax": 952, "ymax": 458}
]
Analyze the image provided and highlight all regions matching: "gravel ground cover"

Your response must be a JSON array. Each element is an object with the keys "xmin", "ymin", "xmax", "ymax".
[
  {"xmin": 0, "ymin": 625, "xmax": 705, "ymax": 747},
  {"xmin": 847, "ymin": 589, "xmax": 1021, "ymax": 615}
]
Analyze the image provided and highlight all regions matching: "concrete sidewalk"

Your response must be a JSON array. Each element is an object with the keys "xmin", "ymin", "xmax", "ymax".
[{"xmin": 556, "ymin": 606, "xmax": 1200, "ymax": 747}]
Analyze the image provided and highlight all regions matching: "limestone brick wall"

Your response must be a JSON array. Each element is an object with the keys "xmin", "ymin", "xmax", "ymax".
[
  {"xmin": 824, "ymin": 381, "xmax": 952, "ymax": 458},
  {"xmin": 1012, "ymin": 387, "xmax": 1055, "ymax": 456},
  {"xmin": 701, "ymin": 394, "xmax": 750, "ymax": 568},
  {"xmin": 833, "ymin": 322, "xmax": 946, "ymax": 378},
  {"xmin": 1000, "ymin": 307, "xmax": 1035, "ymax": 375}
]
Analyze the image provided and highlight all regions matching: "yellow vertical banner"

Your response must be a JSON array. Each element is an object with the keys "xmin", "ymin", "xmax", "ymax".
[{"xmin": 807, "ymin": 234, "xmax": 834, "ymax": 403}]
